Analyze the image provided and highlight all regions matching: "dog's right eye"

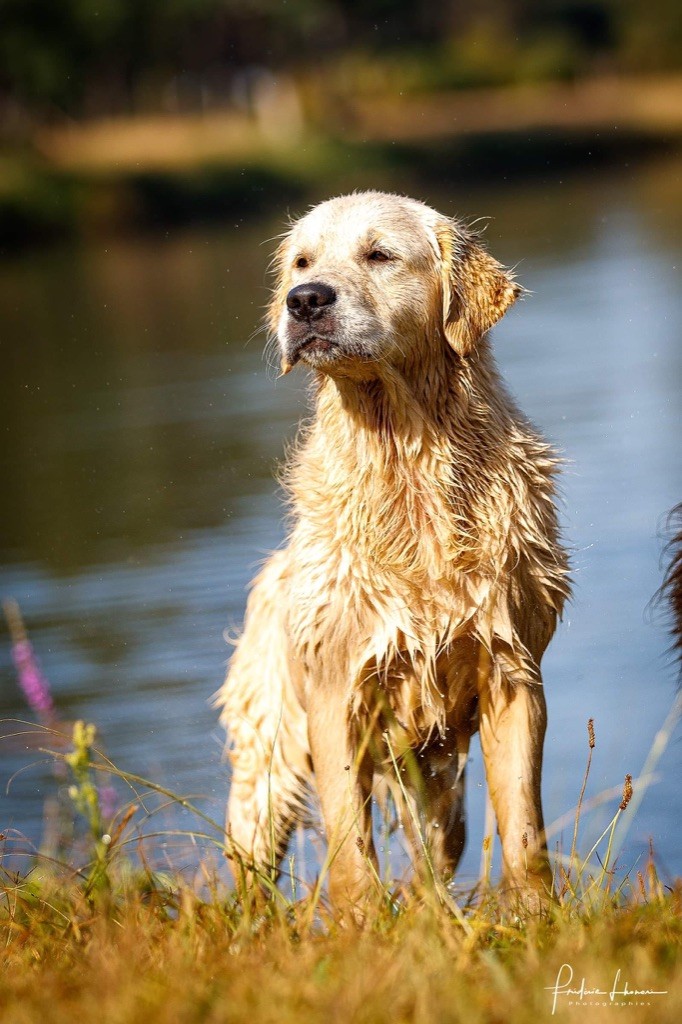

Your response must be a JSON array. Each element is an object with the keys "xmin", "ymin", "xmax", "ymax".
[
  {"xmin": 367, "ymin": 249, "xmax": 393, "ymax": 263},
  {"xmin": 295, "ymin": 256, "xmax": 309, "ymax": 269}
]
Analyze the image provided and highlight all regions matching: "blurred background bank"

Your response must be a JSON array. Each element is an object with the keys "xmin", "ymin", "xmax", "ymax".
[{"xmin": 0, "ymin": 0, "xmax": 682, "ymax": 241}]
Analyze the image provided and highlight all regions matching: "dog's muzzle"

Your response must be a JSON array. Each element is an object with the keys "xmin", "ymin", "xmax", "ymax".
[{"xmin": 281, "ymin": 281, "xmax": 338, "ymax": 374}]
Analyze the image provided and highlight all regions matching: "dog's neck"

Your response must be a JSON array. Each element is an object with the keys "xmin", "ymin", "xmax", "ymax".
[
  {"xmin": 323, "ymin": 374, "xmax": 436, "ymax": 453},
  {"xmin": 285, "ymin": 339, "xmax": 511, "ymax": 579},
  {"xmin": 311, "ymin": 337, "xmax": 500, "ymax": 456}
]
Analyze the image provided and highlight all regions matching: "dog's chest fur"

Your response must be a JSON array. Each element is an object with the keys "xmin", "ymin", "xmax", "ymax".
[{"xmin": 282, "ymin": 373, "xmax": 568, "ymax": 736}]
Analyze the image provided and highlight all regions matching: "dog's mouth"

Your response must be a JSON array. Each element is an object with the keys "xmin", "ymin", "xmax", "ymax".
[
  {"xmin": 281, "ymin": 333, "xmax": 338, "ymax": 374},
  {"xmin": 299, "ymin": 336, "xmax": 335, "ymax": 356}
]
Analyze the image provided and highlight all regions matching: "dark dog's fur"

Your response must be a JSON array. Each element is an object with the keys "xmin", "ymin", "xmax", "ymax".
[{"xmin": 662, "ymin": 504, "xmax": 682, "ymax": 671}]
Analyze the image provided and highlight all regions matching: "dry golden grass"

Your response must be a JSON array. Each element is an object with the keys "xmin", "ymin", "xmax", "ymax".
[
  {"xmin": 1, "ymin": 712, "xmax": 681, "ymax": 1024},
  {"xmin": 2, "ymin": 867, "xmax": 681, "ymax": 1024}
]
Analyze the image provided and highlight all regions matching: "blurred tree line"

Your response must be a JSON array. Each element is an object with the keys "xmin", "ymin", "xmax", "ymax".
[{"xmin": 1, "ymin": 0, "xmax": 681, "ymax": 121}]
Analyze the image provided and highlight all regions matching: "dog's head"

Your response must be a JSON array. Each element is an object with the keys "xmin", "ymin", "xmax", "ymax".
[{"xmin": 269, "ymin": 191, "xmax": 522, "ymax": 377}]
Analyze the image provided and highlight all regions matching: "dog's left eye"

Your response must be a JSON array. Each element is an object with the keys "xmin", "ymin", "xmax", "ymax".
[{"xmin": 367, "ymin": 249, "xmax": 393, "ymax": 263}]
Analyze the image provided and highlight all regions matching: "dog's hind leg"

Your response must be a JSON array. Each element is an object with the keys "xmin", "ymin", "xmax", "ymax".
[
  {"xmin": 394, "ymin": 731, "xmax": 469, "ymax": 886},
  {"xmin": 419, "ymin": 739, "xmax": 469, "ymax": 881},
  {"xmin": 216, "ymin": 552, "xmax": 311, "ymax": 893},
  {"xmin": 477, "ymin": 646, "xmax": 553, "ymax": 908}
]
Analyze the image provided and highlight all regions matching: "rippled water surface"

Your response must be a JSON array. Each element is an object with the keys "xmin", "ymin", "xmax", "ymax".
[{"xmin": 1, "ymin": 154, "xmax": 680, "ymax": 884}]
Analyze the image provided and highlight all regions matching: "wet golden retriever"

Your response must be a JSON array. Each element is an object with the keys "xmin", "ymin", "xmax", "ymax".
[{"xmin": 216, "ymin": 191, "xmax": 570, "ymax": 913}]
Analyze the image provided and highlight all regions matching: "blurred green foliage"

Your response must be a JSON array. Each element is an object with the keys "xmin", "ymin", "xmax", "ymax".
[{"xmin": 0, "ymin": 0, "xmax": 680, "ymax": 120}]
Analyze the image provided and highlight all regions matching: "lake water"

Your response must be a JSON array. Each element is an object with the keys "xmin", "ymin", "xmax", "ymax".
[{"xmin": 1, "ymin": 152, "xmax": 680, "ymax": 889}]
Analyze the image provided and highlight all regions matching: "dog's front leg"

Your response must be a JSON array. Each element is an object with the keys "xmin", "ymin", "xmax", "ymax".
[
  {"xmin": 307, "ymin": 691, "xmax": 378, "ymax": 918},
  {"xmin": 478, "ymin": 651, "xmax": 553, "ymax": 909}
]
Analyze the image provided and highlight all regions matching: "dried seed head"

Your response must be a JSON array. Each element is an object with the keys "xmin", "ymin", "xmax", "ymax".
[
  {"xmin": 522, "ymin": 831, "xmax": 528, "ymax": 849},
  {"xmin": 482, "ymin": 836, "xmax": 491, "ymax": 853},
  {"xmin": 356, "ymin": 836, "xmax": 365, "ymax": 853},
  {"xmin": 619, "ymin": 773, "xmax": 633, "ymax": 811},
  {"xmin": 587, "ymin": 718, "xmax": 595, "ymax": 749},
  {"xmin": 637, "ymin": 870, "xmax": 647, "ymax": 901}
]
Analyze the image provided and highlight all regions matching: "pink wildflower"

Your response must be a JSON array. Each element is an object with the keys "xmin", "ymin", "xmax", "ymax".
[{"xmin": 11, "ymin": 638, "xmax": 55, "ymax": 721}]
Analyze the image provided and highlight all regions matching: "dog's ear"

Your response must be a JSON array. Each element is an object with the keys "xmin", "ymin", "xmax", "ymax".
[{"xmin": 435, "ymin": 220, "xmax": 523, "ymax": 357}]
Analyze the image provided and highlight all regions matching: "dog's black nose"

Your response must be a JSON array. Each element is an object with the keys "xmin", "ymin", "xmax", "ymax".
[{"xmin": 286, "ymin": 282, "xmax": 336, "ymax": 321}]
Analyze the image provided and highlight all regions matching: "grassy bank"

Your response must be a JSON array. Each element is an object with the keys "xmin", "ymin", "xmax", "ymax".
[
  {"xmin": 2, "ymin": 609, "xmax": 681, "ymax": 1023},
  {"xmin": 2, "ymin": 861, "xmax": 681, "ymax": 1023},
  {"xmin": 2, "ymin": 74, "xmax": 682, "ymax": 252},
  {"xmin": 1, "ymin": 711, "xmax": 681, "ymax": 1023}
]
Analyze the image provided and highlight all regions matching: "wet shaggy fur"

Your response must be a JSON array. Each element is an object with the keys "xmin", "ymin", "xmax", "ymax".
[{"xmin": 216, "ymin": 192, "xmax": 570, "ymax": 912}]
